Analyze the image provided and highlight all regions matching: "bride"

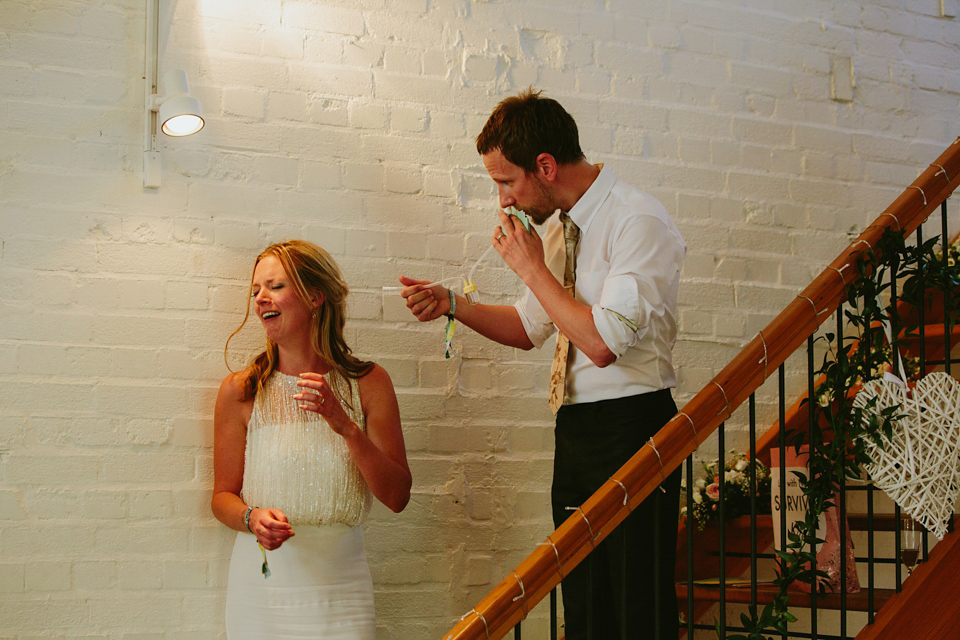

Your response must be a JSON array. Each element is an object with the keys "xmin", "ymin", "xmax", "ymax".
[{"xmin": 212, "ymin": 240, "xmax": 412, "ymax": 639}]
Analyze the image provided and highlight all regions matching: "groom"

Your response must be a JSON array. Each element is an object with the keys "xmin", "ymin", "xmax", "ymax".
[{"xmin": 400, "ymin": 88, "xmax": 686, "ymax": 639}]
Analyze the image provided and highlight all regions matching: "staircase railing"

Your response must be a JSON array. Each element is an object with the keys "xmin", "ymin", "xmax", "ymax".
[{"xmin": 441, "ymin": 137, "xmax": 960, "ymax": 640}]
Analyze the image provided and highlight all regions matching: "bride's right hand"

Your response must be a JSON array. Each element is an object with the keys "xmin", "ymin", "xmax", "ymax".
[{"xmin": 249, "ymin": 507, "xmax": 294, "ymax": 550}]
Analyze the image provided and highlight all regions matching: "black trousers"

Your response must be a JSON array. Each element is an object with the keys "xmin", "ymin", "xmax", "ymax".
[{"xmin": 552, "ymin": 390, "xmax": 681, "ymax": 640}]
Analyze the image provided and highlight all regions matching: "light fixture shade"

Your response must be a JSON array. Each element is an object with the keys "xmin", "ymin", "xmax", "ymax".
[
  {"xmin": 159, "ymin": 94, "xmax": 204, "ymax": 136},
  {"xmin": 157, "ymin": 69, "xmax": 204, "ymax": 137}
]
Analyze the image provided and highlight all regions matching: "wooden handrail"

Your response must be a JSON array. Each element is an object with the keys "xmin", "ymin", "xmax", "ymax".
[{"xmin": 442, "ymin": 137, "xmax": 960, "ymax": 640}]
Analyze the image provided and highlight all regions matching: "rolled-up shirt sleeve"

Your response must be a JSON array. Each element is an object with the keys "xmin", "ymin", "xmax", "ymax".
[
  {"xmin": 591, "ymin": 215, "xmax": 685, "ymax": 359},
  {"xmin": 514, "ymin": 289, "xmax": 557, "ymax": 350}
]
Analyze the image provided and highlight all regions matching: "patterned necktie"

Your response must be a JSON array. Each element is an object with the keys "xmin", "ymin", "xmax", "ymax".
[{"xmin": 548, "ymin": 212, "xmax": 581, "ymax": 414}]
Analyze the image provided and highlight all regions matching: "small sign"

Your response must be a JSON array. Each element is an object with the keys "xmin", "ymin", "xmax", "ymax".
[{"xmin": 770, "ymin": 446, "xmax": 825, "ymax": 554}]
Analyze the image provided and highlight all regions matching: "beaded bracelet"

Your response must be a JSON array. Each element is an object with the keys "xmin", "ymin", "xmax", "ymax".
[
  {"xmin": 446, "ymin": 288, "xmax": 456, "ymax": 318},
  {"xmin": 243, "ymin": 505, "xmax": 271, "ymax": 579}
]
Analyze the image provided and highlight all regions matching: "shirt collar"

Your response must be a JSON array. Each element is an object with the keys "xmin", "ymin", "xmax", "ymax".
[{"xmin": 565, "ymin": 163, "xmax": 614, "ymax": 235}]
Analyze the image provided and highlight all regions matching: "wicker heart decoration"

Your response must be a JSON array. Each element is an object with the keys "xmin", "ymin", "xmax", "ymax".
[{"xmin": 853, "ymin": 372, "xmax": 960, "ymax": 540}]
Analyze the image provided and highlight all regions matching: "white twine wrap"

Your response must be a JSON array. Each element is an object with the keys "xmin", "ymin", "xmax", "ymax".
[
  {"xmin": 538, "ymin": 537, "xmax": 565, "ymax": 578},
  {"xmin": 458, "ymin": 608, "xmax": 490, "ymax": 639},
  {"xmin": 612, "ymin": 477, "xmax": 631, "ymax": 509},
  {"xmin": 511, "ymin": 571, "xmax": 529, "ymax": 618},
  {"xmin": 565, "ymin": 506, "xmax": 597, "ymax": 547},
  {"xmin": 879, "ymin": 212, "xmax": 903, "ymax": 230},
  {"xmin": 908, "ymin": 185, "xmax": 928, "ymax": 207}
]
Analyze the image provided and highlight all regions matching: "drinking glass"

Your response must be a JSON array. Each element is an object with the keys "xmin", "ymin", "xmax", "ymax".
[{"xmin": 900, "ymin": 517, "xmax": 922, "ymax": 575}]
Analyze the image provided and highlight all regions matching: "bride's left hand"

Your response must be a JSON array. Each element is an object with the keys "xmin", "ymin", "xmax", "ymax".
[{"xmin": 295, "ymin": 373, "xmax": 354, "ymax": 435}]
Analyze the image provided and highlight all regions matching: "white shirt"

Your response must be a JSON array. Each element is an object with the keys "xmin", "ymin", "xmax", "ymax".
[{"xmin": 514, "ymin": 165, "xmax": 686, "ymax": 405}]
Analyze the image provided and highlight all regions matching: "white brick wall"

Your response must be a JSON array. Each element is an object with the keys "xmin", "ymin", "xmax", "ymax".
[{"xmin": 1, "ymin": 0, "xmax": 958, "ymax": 637}]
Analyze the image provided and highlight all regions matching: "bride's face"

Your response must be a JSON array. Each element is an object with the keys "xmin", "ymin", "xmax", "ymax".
[{"xmin": 251, "ymin": 255, "xmax": 317, "ymax": 343}]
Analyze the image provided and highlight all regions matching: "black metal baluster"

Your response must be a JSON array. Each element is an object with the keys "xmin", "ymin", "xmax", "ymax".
[
  {"xmin": 939, "ymin": 198, "xmax": 955, "ymax": 545},
  {"xmin": 550, "ymin": 587, "xmax": 558, "ymax": 640},
  {"xmin": 586, "ymin": 559, "xmax": 593, "ymax": 640},
  {"xmin": 917, "ymin": 224, "xmax": 926, "ymax": 373},
  {"xmin": 942, "ymin": 200, "xmax": 951, "ymax": 378},
  {"xmin": 749, "ymin": 394, "xmax": 758, "ymax": 610},
  {"xmin": 778, "ymin": 363, "xmax": 787, "ymax": 640},
  {"xmin": 940, "ymin": 198, "xmax": 954, "ymax": 546},
  {"xmin": 718, "ymin": 422, "xmax": 727, "ymax": 636},
  {"xmin": 891, "ymin": 251, "xmax": 901, "ymax": 380},
  {"xmin": 653, "ymin": 492, "xmax": 662, "ymax": 640},
  {"xmin": 835, "ymin": 301, "xmax": 847, "ymax": 639},
  {"xmin": 839, "ymin": 476, "xmax": 848, "ymax": 639},
  {"xmin": 621, "ymin": 523, "xmax": 627, "ymax": 640},
  {"xmin": 686, "ymin": 454, "xmax": 695, "ymax": 639},
  {"xmin": 867, "ymin": 470, "xmax": 875, "ymax": 624},
  {"xmin": 889, "ymin": 256, "xmax": 905, "ymax": 596},
  {"xmin": 916, "ymin": 225, "xmax": 931, "ymax": 566},
  {"xmin": 807, "ymin": 335, "xmax": 818, "ymax": 640},
  {"xmin": 894, "ymin": 500, "xmax": 903, "ymax": 592}
]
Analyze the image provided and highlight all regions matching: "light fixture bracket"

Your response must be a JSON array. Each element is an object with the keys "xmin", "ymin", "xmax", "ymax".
[{"xmin": 143, "ymin": 0, "xmax": 204, "ymax": 188}]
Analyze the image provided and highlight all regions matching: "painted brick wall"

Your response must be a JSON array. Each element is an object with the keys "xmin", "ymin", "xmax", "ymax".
[{"xmin": 1, "ymin": 0, "xmax": 958, "ymax": 637}]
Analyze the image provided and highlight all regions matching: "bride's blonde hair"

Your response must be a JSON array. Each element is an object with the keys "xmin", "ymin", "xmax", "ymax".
[{"xmin": 225, "ymin": 240, "xmax": 373, "ymax": 407}]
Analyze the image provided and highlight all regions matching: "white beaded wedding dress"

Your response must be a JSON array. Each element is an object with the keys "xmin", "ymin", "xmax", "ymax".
[{"xmin": 225, "ymin": 371, "xmax": 374, "ymax": 639}]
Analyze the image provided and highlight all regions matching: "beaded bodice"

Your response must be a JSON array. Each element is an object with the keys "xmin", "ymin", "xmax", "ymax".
[{"xmin": 241, "ymin": 371, "xmax": 372, "ymax": 526}]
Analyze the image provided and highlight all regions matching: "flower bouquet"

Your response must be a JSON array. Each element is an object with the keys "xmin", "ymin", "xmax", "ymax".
[{"xmin": 681, "ymin": 452, "xmax": 771, "ymax": 531}]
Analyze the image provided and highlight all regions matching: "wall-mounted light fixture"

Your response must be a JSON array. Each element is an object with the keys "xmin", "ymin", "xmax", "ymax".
[{"xmin": 143, "ymin": 0, "xmax": 204, "ymax": 188}]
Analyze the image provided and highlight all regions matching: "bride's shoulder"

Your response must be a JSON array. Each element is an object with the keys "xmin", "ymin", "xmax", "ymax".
[
  {"xmin": 358, "ymin": 362, "xmax": 390, "ymax": 386},
  {"xmin": 218, "ymin": 369, "xmax": 256, "ymax": 404},
  {"xmin": 356, "ymin": 363, "xmax": 396, "ymax": 398}
]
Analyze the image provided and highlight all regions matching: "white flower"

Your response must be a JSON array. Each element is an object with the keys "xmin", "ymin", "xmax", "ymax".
[
  {"xmin": 735, "ymin": 459, "xmax": 748, "ymax": 472},
  {"xmin": 693, "ymin": 491, "xmax": 703, "ymax": 504}
]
